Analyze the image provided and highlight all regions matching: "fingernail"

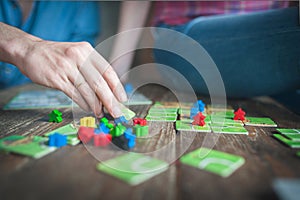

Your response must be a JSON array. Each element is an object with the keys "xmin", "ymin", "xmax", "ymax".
[
  {"xmin": 115, "ymin": 85, "xmax": 128, "ymax": 102},
  {"xmin": 112, "ymin": 106, "xmax": 122, "ymax": 118}
]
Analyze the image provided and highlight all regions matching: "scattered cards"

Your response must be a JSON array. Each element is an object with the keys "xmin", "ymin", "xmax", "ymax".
[
  {"xmin": 180, "ymin": 148, "xmax": 245, "ymax": 177},
  {"xmin": 97, "ymin": 153, "xmax": 168, "ymax": 185},
  {"xmin": 0, "ymin": 135, "xmax": 56, "ymax": 159},
  {"xmin": 45, "ymin": 123, "xmax": 80, "ymax": 146}
]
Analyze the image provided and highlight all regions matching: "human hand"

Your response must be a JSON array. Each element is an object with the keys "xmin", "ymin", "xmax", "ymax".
[{"xmin": 16, "ymin": 40, "xmax": 127, "ymax": 118}]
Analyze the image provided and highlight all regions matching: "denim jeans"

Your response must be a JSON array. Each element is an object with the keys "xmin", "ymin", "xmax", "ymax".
[{"xmin": 154, "ymin": 7, "xmax": 300, "ymax": 97}]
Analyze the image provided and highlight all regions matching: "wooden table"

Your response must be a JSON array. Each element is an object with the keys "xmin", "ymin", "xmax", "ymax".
[{"xmin": 0, "ymin": 84, "xmax": 299, "ymax": 200}]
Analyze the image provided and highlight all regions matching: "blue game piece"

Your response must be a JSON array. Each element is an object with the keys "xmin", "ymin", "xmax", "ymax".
[
  {"xmin": 99, "ymin": 123, "xmax": 110, "ymax": 134},
  {"xmin": 94, "ymin": 128, "xmax": 102, "ymax": 134},
  {"xmin": 124, "ymin": 128, "xmax": 136, "ymax": 149},
  {"xmin": 128, "ymin": 140, "xmax": 136, "ymax": 149},
  {"xmin": 190, "ymin": 107, "xmax": 199, "ymax": 119},
  {"xmin": 124, "ymin": 83, "xmax": 134, "ymax": 95},
  {"xmin": 114, "ymin": 116, "xmax": 128, "ymax": 125},
  {"xmin": 48, "ymin": 133, "xmax": 67, "ymax": 147}
]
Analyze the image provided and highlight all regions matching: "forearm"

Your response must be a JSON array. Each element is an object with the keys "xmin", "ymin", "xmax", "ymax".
[
  {"xmin": 0, "ymin": 22, "xmax": 41, "ymax": 72},
  {"xmin": 110, "ymin": 1, "xmax": 151, "ymax": 76}
]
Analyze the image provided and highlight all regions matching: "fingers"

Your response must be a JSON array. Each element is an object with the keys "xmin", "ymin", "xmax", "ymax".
[
  {"xmin": 90, "ymin": 51, "xmax": 128, "ymax": 102},
  {"xmin": 78, "ymin": 57, "xmax": 123, "ymax": 118}
]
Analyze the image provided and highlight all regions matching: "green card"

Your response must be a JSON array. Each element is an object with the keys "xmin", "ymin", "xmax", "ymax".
[
  {"xmin": 0, "ymin": 135, "xmax": 56, "ymax": 159},
  {"xmin": 97, "ymin": 153, "xmax": 168, "ymax": 185},
  {"xmin": 273, "ymin": 134, "xmax": 300, "ymax": 148},
  {"xmin": 210, "ymin": 123, "xmax": 248, "ymax": 134},
  {"xmin": 176, "ymin": 120, "xmax": 211, "ymax": 132},
  {"xmin": 45, "ymin": 123, "xmax": 80, "ymax": 146},
  {"xmin": 244, "ymin": 117, "xmax": 277, "ymax": 127},
  {"xmin": 276, "ymin": 129, "xmax": 300, "ymax": 134},
  {"xmin": 180, "ymin": 148, "xmax": 245, "ymax": 177},
  {"xmin": 146, "ymin": 115, "xmax": 177, "ymax": 122}
]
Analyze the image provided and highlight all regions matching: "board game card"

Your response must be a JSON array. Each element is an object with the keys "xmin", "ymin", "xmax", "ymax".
[
  {"xmin": 244, "ymin": 117, "xmax": 277, "ymax": 127},
  {"xmin": 276, "ymin": 129, "xmax": 300, "ymax": 135},
  {"xmin": 273, "ymin": 134, "xmax": 300, "ymax": 148},
  {"xmin": 180, "ymin": 148, "xmax": 245, "ymax": 177},
  {"xmin": 0, "ymin": 135, "xmax": 56, "ymax": 159},
  {"xmin": 123, "ymin": 92, "xmax": 152, "ymax": 105},
  {"xmin": 176, "ymin": 120, "xmax": 211, "ymax": 132},
  {"xmin": 45, "ymin": 123, "xmax": 80, "ymax": 146},
  {"xmin": 272, "ymin": 179, "xmax": 300, "ymax": 200},
  {"xmin": 3, "ymin": 90, "xmax": 73, "ymax": 110},
  {"xmin": 97, "ymin": 153, "xmax": 168, "ymax": 186}
]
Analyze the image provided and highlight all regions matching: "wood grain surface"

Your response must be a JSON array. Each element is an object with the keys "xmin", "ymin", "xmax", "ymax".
[{"xmin": 0, "ymin": 84, "xmax": 299, "ymax": 200}]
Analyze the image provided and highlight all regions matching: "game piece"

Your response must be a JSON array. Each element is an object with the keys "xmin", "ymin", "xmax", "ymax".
[
  {"xmin": 180, "ymin": 148, "xmax": 245, "ymax": 177},
  {"xmin": 272, "ymin": 179, "xmax": 300, "ymax": 200},
  {"xmin": 48, "ymin": 109, "xmax": 63, "ymax": 123},
  {"xmin": 111, "ymin": 124, "xmax": 126, "ymax": 137},
  {"xmin": 114, "ymin": 116, "xmax": 128, "ymax": 125},
  {"xmin": 233, "ymin": 108, "xmax": 246, "ymax": 121},
  {"xmin": 124, "ymin": 128, "xmax": 136, "ymax": 148},
  {"xmin": 45, "ymin": 123, "xmax": 80, "ymax": 146},
  {"xmin": 244, "ymin": 117, "xmax": 277, "ymax": 127},
  {"xmin": 80, "ymin": 116, "xmax": 96, "ymax": 128},
  {"xmin": 100, "ymin": 117, "xmax": 109, "ymax": 125},
  {"xmin": 134, "ymin": 125, "xmax": 149, "ymax": 137},
  {"xmin": 297, "ymin": 151, "xmax": 300, "ymax": 157},
  {"xmin": 112, "ymin": 135, "xmax": 129, "ymax": 150},
  {"xmin": 193, "ymin": 100, "xmax": 205, "ymax": 112},
  {"xmin": 273, "ymin": 134, "xmax": 300, "ymax": 148},
  {"xmin": 96, "ymin": 153, "xmax": 169, "ymax": 186},
  {"xmin": 78, "ymin": 126, "xmax": 95, "ymax": 143},
  {"xmin": 0, "ymin": 135, "xmax": 56, "ymax": 159},
  {"xmin": 190, "ymin": 107, "xmax": 199, "ymax": 119},
  {"xmin": 48, "ymin": 133, "xmax": 67, "ymax": 147},
  {"xmin": 3, "ymin": 90, "xmax": 73, "ymax": 110},
  {"xmin": 192, "ymin": 112, "xmax": 206, "ymax": 126},
  {"xmin": 176, "ymin": 120, "xmax": 211, "ymax": 132},
  {"xmin": 124, "ymin": 83, "xmax": 134, "ymax": 95},
  {"xmin": 99, "ymin": 123, "xmax": 110, "ymax": 134},
  {"xmin": 94, "ymin": 134, "xmax": 112, "ymax": 147},
  {"xmin": 133, "ymin": 118, "xmax": 147, "ymax": 126}
]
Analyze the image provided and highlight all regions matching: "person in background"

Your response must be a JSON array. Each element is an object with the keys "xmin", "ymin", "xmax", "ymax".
[
  {"xmin": 0, "ymin": 1, "xmax": 127, "ymax": 118},
  {"xmin": 111, "ymin": 1, "xmax": 300, "ymax": 98}
]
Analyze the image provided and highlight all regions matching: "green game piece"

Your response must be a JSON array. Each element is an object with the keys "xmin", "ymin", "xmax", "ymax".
[
  {"xmin": 273, "ymin": 134, "xmax": 300, "ymax": 148},
  {"xmin": 297, "ymin": 151, "xmax": 300, "ymax": 157},
  {"xmin": 175, "ymin": 121, "xmax": 211, "ymax": 132},
  {"xmin": 134, "ymin": 125, "xmax": 149, "ymax": 137},
  {"xmin": 106, "ymin": 123, "xmax": 114, "ymax": 129},
  {"xmin": 45, "ymin": 123, "xmax": 80, "ymax": 146},
  {"xmin": 48, "ymin": 109, "xmax": 63, "ymax": 123},
  {"xmin": 276, "ymin": 129, "xmax": 300, "ymax": 134},
  {"xmin": 96, "ymin": 153, "xmax": 168, "ymax": 185},
  {"xmin": 180, "ymin": 148, "xmax": 245, "ymax": 177},
  {"xmin": 111, "ymin": 124, "xmax": 126, "ymax": 137},
  {"xmin": 244, "ymin": 117, "xmax": 277, "ymax": 127},
  {"xmin": 100, "ymin": 117, "xmax": 109, "ymax": 125},
  {"xmin": 0, "ymin": 135, "xmax": 56, "ymax": 159}
]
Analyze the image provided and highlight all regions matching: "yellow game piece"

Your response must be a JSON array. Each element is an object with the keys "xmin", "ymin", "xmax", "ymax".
[{"xmin": 80, "ymin": 116, "xmax": 96, "ymax": 128}]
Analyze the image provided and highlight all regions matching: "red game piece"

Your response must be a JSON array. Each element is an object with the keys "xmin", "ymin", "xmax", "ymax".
[
  {"xmin": 233, "ymin": 108, "xmax": 246, "ymax": 121},
  {"xmin": 78, "ymin": 126, "xmax": 94, "ymax": 143},
  {"xmin": 94, "ymin": 134, "xmax": 112, "ymax": 147},
  {"xmin": 133, "ymin": 118, "xmax": 147, "ymax": 126},
  {"xmin": 192, "ymin": 112, "xmax": 206, "ymax": 126}
]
